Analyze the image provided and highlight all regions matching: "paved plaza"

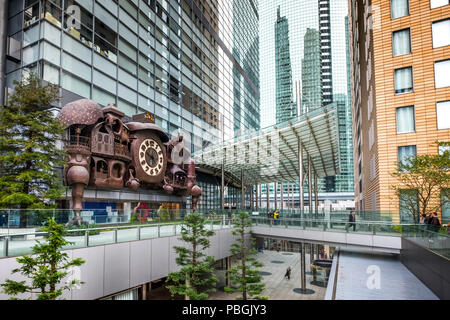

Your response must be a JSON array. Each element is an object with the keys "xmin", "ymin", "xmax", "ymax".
[{"xmin": 210, "ymin": 250, "xmax": 327, "ymax": 300}]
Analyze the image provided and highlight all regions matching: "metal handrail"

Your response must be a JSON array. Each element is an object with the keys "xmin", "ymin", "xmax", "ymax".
[
  {"xmin": 0, "ymin": 219, "xmax": 228, "ymax": 239},
  {"xmin": 250, "ymin": 216, "xmax": 414, "ymax": 226}
]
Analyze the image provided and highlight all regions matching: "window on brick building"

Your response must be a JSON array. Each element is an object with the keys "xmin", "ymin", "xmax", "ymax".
[
  {"xmin": 391, "ymin": 0, "xmax": 409, "ymax": 19},
  {"xmin": 398, "ymin": 145, "xmax": 416, "ymax": 168},
  {"xmin": 396, "ymin": 106, "xmax": 415, "ymax": 133},
  {"xmin": 432, "ymin": 19, "xmax": 450, "ymax": 48},
  {"xmin": 431, "ymin": 0, "xmax": 449, "ymax": 9},
  {"xmin": 436, "ymin": 101, "xmax": 450, "ymax": 129},
  {"xmin": 394, "ymin": 67, "xmax": 413, "ymax": 94},
  {"xmin": 393, "ymin": 28, "xmax": 411, "ymax": 56},
  {"xmin": 435, "ymin": 60, "xmax": 450, "ymax": 88}
]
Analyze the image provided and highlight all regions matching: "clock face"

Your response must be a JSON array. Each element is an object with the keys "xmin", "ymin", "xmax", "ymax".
[{"xmin": 138, "ymin": 138, "xmax": 165, "ymax": 176}]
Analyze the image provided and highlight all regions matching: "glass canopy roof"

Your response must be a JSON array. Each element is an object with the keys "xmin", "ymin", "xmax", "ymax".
[{"xmin": 193, "ymin": 105, "xmax": 341, "ymax": 185}]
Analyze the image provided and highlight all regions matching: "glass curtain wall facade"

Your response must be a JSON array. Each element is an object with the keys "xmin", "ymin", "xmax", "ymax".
[
  {"xmin": 4, "ymin": 0, "xmax": 260, "ymax": 210},
  {"xmin": 259, "ymin": 0, "xmax": 353, "ymax": 202},
  {"xmin": 302, "ymin": 28, "xmax": 321, "ymax": 113},
  {"xmin": 274, "ymin": 5, "xmax": 295, "ymax": 124}
]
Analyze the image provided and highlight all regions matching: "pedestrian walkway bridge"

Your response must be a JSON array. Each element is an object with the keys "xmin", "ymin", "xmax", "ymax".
[
  {"xmin": 251, "ymin": 217, "xmax": 404, "ymax": 254},
  {"xmin": 0, "ymin": 216, "xmax": 415, "ymax": 258}
]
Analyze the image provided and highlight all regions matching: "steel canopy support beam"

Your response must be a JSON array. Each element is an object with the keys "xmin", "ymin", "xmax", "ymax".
[
  {"xmin": 292, "ymin": 183, "xmax": 295, "ymax": 210},
  {"xmin": 255, "ymin": 184, "xmax": 258, "ymax": 210},
  {"xmin": 287, "ymin": 182, "xmax": 290, "ymax": 210},
  {"xmin": 300, "ymin": 243, "xmax": 306, "ymax": 291},
  {"xmin": 259, "ymin": 184, "xmax": 262, "ymax": 209},
  {"xmin": 241, "ymin": 169, "xmax": 245, "ymax": 209},
  {"xmin": 274, "ymin": 182, "xmax": 277, "ymax": 211},
  {"xmin": 221, "ymin": 163, "xmax": 225, "ymax": 210},
  {"xmin": 280, "ymin": 182, "xmax": 284, "ymax": 210},
  {"xmin": 314, "ymin": 172, "xmax": 319, "ymax": 216},
  {"xmin": 308, "ymin": 156, "xmax": 313, "ymax": 217},
  {"xmin": 250, "ymin": 186, "xmax": 254, "ymax": 210},
  {"xmin": 298, "ymin": 140, "xmax": 304, "ymax": 216}
]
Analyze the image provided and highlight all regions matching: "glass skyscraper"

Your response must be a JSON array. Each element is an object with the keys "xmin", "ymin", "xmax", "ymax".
[
  {"xmin": 259, "ymin": 0, "xmax": 354, "ymax": 199},
  {"xmin": 319, "ymin": 0, "xmax": 333, "ymax": 106},
  {"xmin": 2, "ymin": 0, "xmax": 259, "ymax": 210},
  {"xmin": 274, "ymin": 5, "xmax": 295, "ymax": 124},
  {"xmin": 302, "ymin": 28, "xmax": 321, "ymax": 113}
]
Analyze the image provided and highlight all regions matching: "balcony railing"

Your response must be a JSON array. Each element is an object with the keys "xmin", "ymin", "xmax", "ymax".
[{"xmin": 65, "ymin": 136, "xmax": 90, "ymax": 148}]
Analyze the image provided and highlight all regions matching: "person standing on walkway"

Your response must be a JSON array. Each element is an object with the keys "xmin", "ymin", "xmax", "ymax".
[
  {"xmin": 348, "ymin": 211, "xmax": 356, "ymax": 232},
  {"xmin": 430, "ymin": 212, "xmax": 441, "ymax": 233},
  {"xmin": 424, "ymin": 212, "xmax": 433, "ymax": 225},
  {"xmin": 423, "ymin": 212, "xmax": 434, "ymax": 239},
  {"xmin": 274, "ymin": 210, "xmax": 279, "ymax": 225},
  {"xmin": 284, "ymin": 266, "xmax": 291, "ymax": 280}
]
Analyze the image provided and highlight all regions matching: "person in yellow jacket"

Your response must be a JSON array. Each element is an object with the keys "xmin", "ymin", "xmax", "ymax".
[{"xmin": 274, "ymin": 210, "xmax": 279, "ymax": 225}]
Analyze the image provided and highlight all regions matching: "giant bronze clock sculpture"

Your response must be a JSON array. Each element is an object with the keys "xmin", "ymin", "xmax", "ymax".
[{"xmin": 59, "ymin": 99, "xmax": 202, "ymax": 226}]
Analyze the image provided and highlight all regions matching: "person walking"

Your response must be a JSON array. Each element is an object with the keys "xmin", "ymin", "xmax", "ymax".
[
  {"xmin": 424, "ymin": 212, "xmax": 432, "ymax": 225},
  {"xmin": 348, "ymin": 211, "xmax": 356, "ymax": 232},
  {"xmin": 430, "ymin": 212, "xmax": 441, "ymax": 233},
  {"xmin": 284, "ymin": 266, "xmax": 292, "ymax": 280}
]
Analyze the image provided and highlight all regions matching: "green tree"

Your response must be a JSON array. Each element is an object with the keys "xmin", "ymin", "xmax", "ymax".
[
  {"xmin": 391, "ymin": 142, "xmax": 450, "ymax": 223},
  {"xmin": 1, "ymin": 218, "xmax": 85, "ymax": 300},
  {"xmin": 0, "ymin": 74, "xmax": 65, "ymax": 227},
  {"xmin": 158, "ymin": 204, "xmax": 169, "ymax": 221},
  {"xmin": 225, "ymin": 212, "xmax": 266, "ymax": 300},
  {"xmin": 166, "ymin": 212, "xmax": 218, "ymax": 300}
]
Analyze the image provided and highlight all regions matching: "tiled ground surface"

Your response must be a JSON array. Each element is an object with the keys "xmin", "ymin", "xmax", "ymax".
[
  {"xmin": 335, "ymin": 248, "xmax": 438, "ymax": 300},
  {"xmin": 210, "ymin": 250, "xmax": 327, "ymax": 300},
  {"xmin": 147, "ymin": 248, "xmax": 438, "ymax": 300}
]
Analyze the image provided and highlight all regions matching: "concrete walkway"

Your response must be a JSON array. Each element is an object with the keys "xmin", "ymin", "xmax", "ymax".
[{"xmin": 333, "ymin": 248, "xmax": 438, "ymax": 300}]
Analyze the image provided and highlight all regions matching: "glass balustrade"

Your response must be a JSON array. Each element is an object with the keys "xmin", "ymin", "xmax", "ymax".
[{"xmin": 0, "ymin": 207, "xmax": 435, "ymax": 259}]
